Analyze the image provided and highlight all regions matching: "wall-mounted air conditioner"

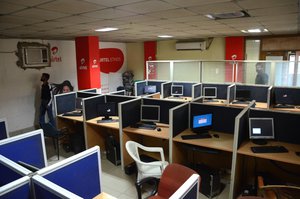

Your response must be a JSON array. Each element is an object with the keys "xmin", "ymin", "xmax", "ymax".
[
  {"xmin": 16, "ymin": 42, "xmax": 51, "ymax": 69},
  {"xmin": 175, "ymin": 41, "xmax": 206, "ymax": 51}
]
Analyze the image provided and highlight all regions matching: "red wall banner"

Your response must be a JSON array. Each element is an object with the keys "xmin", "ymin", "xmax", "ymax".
[
  {"xmin": 75, "ymin": 36, "xmax": 100, "ymax": 90},
  {"xmin": 99, "ymin": 48, "xmax": 124, "ymax": 74},
  {"xmin": 225, "ymin": 37, "xmax": 245, "ymax": 82},
  {"xmin": 144, "ymin": 41, "xmax": 157, "ymax": 79}
]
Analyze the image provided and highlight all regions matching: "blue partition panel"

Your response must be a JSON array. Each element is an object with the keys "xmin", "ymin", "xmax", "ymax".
[
  {"xmin": 55, "ymin": 92, "xmax": 76, "ymax": 115},
  {"xmin": 135, "ymin": 81, "xmax": 147, "ymax": 96},
  {"xmin": 0, "ymin": 176, "xmax": 31, "ymax": 199},
  {"xmin": 0, "ymin": 161, "xmax": 24, "ymax": 186},
  {"xmin": 77, "ymin": 92, "xmax": 99, "ymax": 98},
  {"xmin": 84, "ymin": 95, "xmax": 106, "ymax": 120},
  {"xmin": 162, "ymin": 82, "xmax": 172, "ymax": 98},
  {"xmin": 228, "ymin": 84, "xmax": 235, "ymax": 103},
  {"xmin": 0, "ymin": 130, "xmax": 46, "ymax": 169},
  {"xmin": 173, "ymin": 82, "xmax": 195, "ymax": 97},
  {"xmin": 0, "ymin": 118, "xmax": 8, "ymax": 140},
  {"xmin": 38, "ymin": 146, "xmax": 101, "ymax": 199},
  {"xmin": 192, "ymin": 83, "xmax": 202, "ymax": 99},
  {"xmin": 147, "ymin": 80, "xmax": 165, "ymax": 93}
]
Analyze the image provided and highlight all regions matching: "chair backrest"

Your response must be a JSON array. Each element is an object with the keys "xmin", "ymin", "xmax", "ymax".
[
  {"xmin": 157, "ymin": 163, "xmax": 199, "ymax": 198},
  {"xmin": 40, "ymin": 123, "xmax": 59, "ymax": 137},
  {"xmin": 125, "ymin": 141, "xmax": 141, "ymax": 163}
]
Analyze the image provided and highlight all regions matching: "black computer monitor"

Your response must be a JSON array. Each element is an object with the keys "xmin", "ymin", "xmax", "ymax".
[
  {"xmin": 97, "ymin": 102, "xmax": 116, "ymax": 121},
  {"xmin": 141, "ymin": 105, "xmax": 160, "ymax": 124},
  {"xmin": 203, "ymin": 87, "xmax": 217, "ymax": 100},
  {"xmin": 249, "ymin": 118, "xmax": 274, "ymax": 145},
  {"xmin": 192, "ymin": 113, "xmax": 213, "ymax": 134},
  {"xmin": 274, "ymin": 87, "xmax": 298, "ymax": 106},
  {"xmin": 236, "ymin": 89, "xmax": 251, "ymax": 101},
  {"xmin": 144, "ymin": 85, "xmax": 157, "ymax": 94},
  {"xmin": 75, "ymin": 97, "xmax": 83, "ymax": 110},
  {"xmin": 171, "ymin": 85, "xmax": 184, "ymax": 97}
]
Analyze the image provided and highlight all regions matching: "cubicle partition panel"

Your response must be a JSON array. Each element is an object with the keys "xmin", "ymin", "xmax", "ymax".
[
  {"xmin": 173, "ymin": 82, "xmax": 195, "ymax": 97},
  {"xmin": 119, "ymin": 98, "xmax": 142, "ymax": 128},
  {"xmin": 227, "ymin": 84, "xmax": 236, "ymax": 104},
  {"xmin": 147, "ymin": 80, "xmax": 166, "ymax": 93},
  {"xmin": 203, "ymin": 83, "xmax": 231, "ymax": 99},
  {"xmin": 190, "ymin": 103, "xmax": 243, "ymax": 134},
  {"xmin": 235, "ymin": 84, "xmax": 269, "ymax": 102},
  {"xmin": 170, "ymin": 103, "xmax": 189, "ymax": 137},
  {"xmin": 191, "ymin": 96, "xmax": 204, "ymax": 103},
  {"xmin": 266, "ymin": 86, "xmax": 272, "ymax": 108},
  {"xmin": 0, "ymin": 118, "xmax": 9, "ymax": 140},
  {"xmin": 106, "ymin": 95, "xmax": 136, "ymax": 115},
  {"xmin": 249, "ymin": 109, "xmax": 300, "ymax": 144},
  {"xmin": 79, "ymin": 88, "xmax": 97, "ymax": 93},
  {"xmin": 142, "ymin": 98, "xmax": 183, "ymax": 124},
  {"xmin": 54, "ymin": 92, "xmax": 76, "ymax": 115},
  {"xmin": 0, "ymin": 176, "xmax": 31, "ymax": 199},
  {"xmin": 0, "ymin": 129, "xmax": 47, "ymax": 169},
  {"xmin": 84, "ymin": 95, "xmax": 106, "ymax": 121},
  {"xmin": 272, "ymin": 86, "xmax": 300, "ymax": 105},
  {"xmin": 192, "ymin": 83, "xmax": 202, "ymax": 99},
  {"xmin": 109, "ymin": 90, "xmax": 126, "ymax": 96},
  {"xmin": 32, "ymin": 175, "xmax": 83, "ymax": 199},
  {"xmin": 37, "ymin": 146, "xmax": 101, "ymax": 199},
  {"xmin": 77, "ymin": 91, "xmax": 99, "ymax": 98},
  {"xmin": 135, "ymin": 80, "xmax": 147, "ymax": 96},
  {"xmin": 162, "ymin": 81, "xmax": 172, "ymax": 98}
]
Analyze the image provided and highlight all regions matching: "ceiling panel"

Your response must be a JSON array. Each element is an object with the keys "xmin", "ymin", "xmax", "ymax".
[
  {"xmin": 187, "ymin": 2, "xmax": 241, "ymax": 14},
  {"xmin": 1, "ymin": 0, "xmax": 53, "ymax": 7},
  {"xmin": 236, "ymin": 0, "xmax": 297, "ymax": 10},
  {"xmin": 11, "ymin": 8, "xmax": 69, "ymax": 20},
  {"xmin": 0, "ymin": 2, "xmax": 27, "ymax": 15},
  {"xmin": 82, "ymin": 8, "xmax": 136, "ymax": 19}
]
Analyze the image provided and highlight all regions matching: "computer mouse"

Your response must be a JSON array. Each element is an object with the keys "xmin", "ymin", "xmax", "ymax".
[
  {"xmin": 213, "ymin": 134, "xmax": 219, "ymax": 138},
  {"xmin": 156, "ymin": 128, "xmax": 161, "ymax": 132}
]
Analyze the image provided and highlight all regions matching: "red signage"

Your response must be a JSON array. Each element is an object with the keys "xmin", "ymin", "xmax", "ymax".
[{"xmin": 99, "ymin": 48, "xmax": 124, "ymax": 73}]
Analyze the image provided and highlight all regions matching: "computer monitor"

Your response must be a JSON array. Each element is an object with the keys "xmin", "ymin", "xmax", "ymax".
[
  {"xmin": 141, "ymin": 105, "xmax": 160, "ymax": 124},
  {"xmin": 236, "ymin": 89, "xmax": 251, "ymax": 101},
  {"xmin": 249, "ymin": 118, "xmax": 274, "ymax": 145},
  {"xmin": 192, "ymin": 113, "xmax": 213, "ymax": 134},
  {"xmin": 203, "ymin": 87, "xmax": 217, "ymax": 99},
  {"xmin": 171, "ymin": 85, "xmax": 184, "ymax": 97},
  {"xmin": 75, "ymin": 97, "xmax": 83, "ymax": 110},
  {"xmin": 274, "ymin": 87, "xmax": 297, "ymax": 106},
  {"xmin": 97, "ymin": 102, "xmax": 116, "ymax": 121},
  {"xmin": 144, "ymin": 85, "xmax": 157, "ymax": 94}
]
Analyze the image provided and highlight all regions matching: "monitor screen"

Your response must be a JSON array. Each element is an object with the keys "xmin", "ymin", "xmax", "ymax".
[
  {"xmin": 171, "ymin": 85, "xmax": 184, "ymax": 96},
  {"xmin": 249, "ymin": 118, "xmax": 274, "ymax": 140},
  {"xmin": 97, "ymin": 102, "xmax": 116, "ymax": 120},
  {"xmin": 274, "ymin": 87, "xmax": 299, "ymax": 105},
  {"xmin": 144, "ymin": 85, "xmax": 157, "ymax": 94},
  {"xmin": 75, "ymin": 97, "xmax": 83, "ymax": 110},
  {"xmin": 141, "ymin": 105, "xmax": 160, "ymax": 123},
  {"xmin": 192, "ymin": 113, "xmax": 212, "ymax": 133},
  {"xmin": 236, "ymin": 89, "xmax": 251, "ymax": 101},
  {"xmin": 203, "ymin": 87, "xmax": 217, "ymax": 99}
]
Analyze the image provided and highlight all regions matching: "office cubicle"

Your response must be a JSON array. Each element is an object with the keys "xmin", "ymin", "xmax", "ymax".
[
  {"xmin": 135, "ymin": 79, "xmax": 166, "ymax": 97},
  {"xmin": 36, "ymin": 146, "xmax": 101, "ymax": 199},
  {"xmin": 109, "ymin": 90, "xmax": 126, "ymax": 96},
  {"xmin": 271, "ymin": 86, "xmax": 300, "ymax": 108},
  {"xmin": 202, "ymin": 83, "xmax": 233, "ymax": 100},
  {"xmin": 0, "ymin": 129, "xmax": 47, "ymax": 169},
  {"xmin": 0, "ymin": 176, "xmax": 31, "ymax": 199},
  {"xmin": 0, "ymin": 118, "xmax": 9, "ymax": 140},
  {"xmin": 192, "ymin": 83, "xmax": 202, "ymax": 99}
]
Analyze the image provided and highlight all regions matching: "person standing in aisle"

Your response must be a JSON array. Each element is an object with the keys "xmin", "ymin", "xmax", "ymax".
[
  {"xmin": 39, "ymin": 73, "xmax": 55, "ymax": 126},
  {"xmin": 255, "ymin": 62, "xmax": 269, "ymax": 85}
]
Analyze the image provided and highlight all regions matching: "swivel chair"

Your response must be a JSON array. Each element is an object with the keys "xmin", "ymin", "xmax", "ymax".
[
  {"xmin": 40, "ymin": 122, "xmax": 66, "ymax": 160},
  {"xmin": 125, "ymin": 141, "xmax": 168, "ymax": 199}
]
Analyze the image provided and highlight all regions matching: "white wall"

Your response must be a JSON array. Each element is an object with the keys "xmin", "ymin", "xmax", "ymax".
[{"xmin": 0, "ymin": 39, "xmax": 77, "ymax": 133}]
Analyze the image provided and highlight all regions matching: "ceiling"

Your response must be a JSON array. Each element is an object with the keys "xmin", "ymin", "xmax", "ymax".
[{"xmin": 0, "ymin": 0, "xmax": 299, "ymax": 42}]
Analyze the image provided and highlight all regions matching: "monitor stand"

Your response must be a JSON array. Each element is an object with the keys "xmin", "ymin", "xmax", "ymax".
[
  {"xmin": 97, "ymin": 116, "xmax": 118, "ymax": 123},
  {"xmin": 252, "ymin": 139, "xmax": 268, "ymax": 145}
]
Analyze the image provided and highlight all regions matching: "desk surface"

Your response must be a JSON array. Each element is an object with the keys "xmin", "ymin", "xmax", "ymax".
[
  {"xmin": 238, "ymin": 141, "xmax": 300, "ymax": 165},
  {"xmin": 173, "ymin": 129, "xmax": 234, "ymax": 152},
  {"xmin": 229, "ymin": 101, "xmax": 268, "ymax": 109},
  {"xmin": 57, "ymin": 114, "xmax": 83, "ymax": 122},
  {"xmin": 123, "ymin": 123, "xmax": 169, "ymax": 139},
  {"xmin": 165, "ymin": 96, "xmax": 192, "ymax": 102},
  {"xmin": 86, "ymin": 116, "xmax": 119, "ymax": 130},
  {"xmin": 93, "ymin": 192, "xmax": 117, "ymax": 199},
  {"xmin": 270, "ymin": 106, "xmax": 300, "ymax": 113},
  {"xmin": 202, "ymin": 99, "xmax": 227, "ymax": 106}
]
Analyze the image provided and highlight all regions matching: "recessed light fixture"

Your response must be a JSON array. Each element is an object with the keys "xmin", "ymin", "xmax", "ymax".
[
  {"xmin": 95, "ymin": 27, "xmax": 119, "ymax": 32},
  {"xmin": 248, "ymin": 29, "xmax": 261, "ymax": 33},
  {"xmin": 241, "ymin": 28, "xmax": 269, "ymax": 33},
  {"xmin": 205, "ymin": 10, "xmax": 250, "ymax": 20},
  {"xmin": 158, "ymin": 35, "xmax": 173, "ymax": 38}
]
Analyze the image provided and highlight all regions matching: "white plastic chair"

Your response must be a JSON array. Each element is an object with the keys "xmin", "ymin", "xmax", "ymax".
[{"xmin": 125, "ymin": 140, "xmax": 169, "ymax": 199}]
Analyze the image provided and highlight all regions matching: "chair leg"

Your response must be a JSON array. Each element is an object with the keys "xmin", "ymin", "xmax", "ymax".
[
  {"xmin": 52, "ymin": 137, "xmax": 56, "ymax": 150},
  {"xmin": 135, "ymin": 182, "xmax": 142, "ymax": 199},
  {"xmin": 56, "ymin": 138, "xmax": 59, "ymax": 160}
]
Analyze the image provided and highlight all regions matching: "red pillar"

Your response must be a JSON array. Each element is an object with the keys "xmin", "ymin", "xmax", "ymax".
[
  {"xmin": 144, "ymin": 41, "xmax": 157, "ymax": 79},
  {"xmin": 225, "ymin": 37, "xmax": 245, "ymax": 82},
  {"xmin": 75, "ymin": 36, "xmax": 100, "ymax": 90}
]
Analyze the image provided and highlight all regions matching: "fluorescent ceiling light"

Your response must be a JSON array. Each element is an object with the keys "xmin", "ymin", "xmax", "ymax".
[
  {"xmin": 205, "ymin": 10, "xmax": 250, "ymax": 20},
  {"xmin": 158, "ymin": 35, "xmax": 173, "ymax": 38},
  {"xmin": 263, "ymin": 29, "xmax": 269, "ymax": 32},
  {"xmin": 241, "ymin": 28, "xmax": 268, "ymax": 33},
  {"xmin": 95, "ymin": 27, "xmax": 118, "ymax": 32},
  {"xmin": 248, "ymin": 29, "xmax": 261, "ymax": 33}
]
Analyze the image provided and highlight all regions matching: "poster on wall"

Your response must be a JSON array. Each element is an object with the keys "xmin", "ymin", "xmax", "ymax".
[{"xmin": 99, "ymin": 42, "xmax": 127, "ymax": 93}]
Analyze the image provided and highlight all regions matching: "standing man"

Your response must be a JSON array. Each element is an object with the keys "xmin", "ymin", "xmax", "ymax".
[
  {"xmin": 39, "ymin": 73, "xmax": 55, "ymax": 126},
  {"xmin": 255, "ymin": 62, "xmax": 269, "ymax": 85}
]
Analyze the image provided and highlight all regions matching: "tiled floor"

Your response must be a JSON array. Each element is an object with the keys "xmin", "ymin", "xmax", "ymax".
[{"xmin": 45, "ymin": 138, "xmax": 230, "ymax": 199}]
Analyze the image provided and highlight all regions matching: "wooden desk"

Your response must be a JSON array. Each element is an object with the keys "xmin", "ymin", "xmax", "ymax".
[
  {"xmin": 229, "ymin": 101, "xmax": 268, "ymax": 109},
  {"xmin": 238, "ymin": 141, "xmax": 300, "ymax": 165},
  {"xmin": 93, "ymin": 192, "xmax": 117, "ymax": 199},
  {"xmin": 202, "ymin": 99, "xmax": 227, "ymax": 106},
  {"xmin": 85, "ymin": 116, "xmax": 119, "ymax": 149},
  {"xmin": 122, "ymin": 124, "xmax": 169, "ymax": 167},
  {"xmin": 270, "ymin": 106, "xmax": 300, "ymax": 113},
  {"xmin": 165, "ymin": 96, "xmax": 192, "ymax": 102}
]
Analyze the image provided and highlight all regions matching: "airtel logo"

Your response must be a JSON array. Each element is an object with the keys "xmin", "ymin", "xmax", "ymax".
[
  {"xmin": 99, "ymin": 48, "xmax": 124, "ymax": 73},
  {"xmin": 51, "ymin": 46, "xmax": 58, "ymax": 55}
]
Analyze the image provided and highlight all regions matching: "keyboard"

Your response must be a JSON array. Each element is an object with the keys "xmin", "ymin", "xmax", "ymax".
[
  {"xmin": 62, "ymin": 112, "xmax": 82, "ymax": 116},
  {"xmin": 273, "ymin": 104, "xmax": 295, "ymax": 109},
  {"xmin": 181, "ymin": 134, "xmax": 212, "ymax": 140},
  {"xmin": 131, "ymin": 123, "xmax": 156, "ymax": 130},
  {"xmin": 232, "ymin": 101, "xmax": 250, "ymax": 105},
  {"xmin": 251, "ymin": 145, "xmax": 288, "ymax": 153},
  {"xmin": 97, "ymin": 119, "xmax": 119, "ymax": 123}
]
